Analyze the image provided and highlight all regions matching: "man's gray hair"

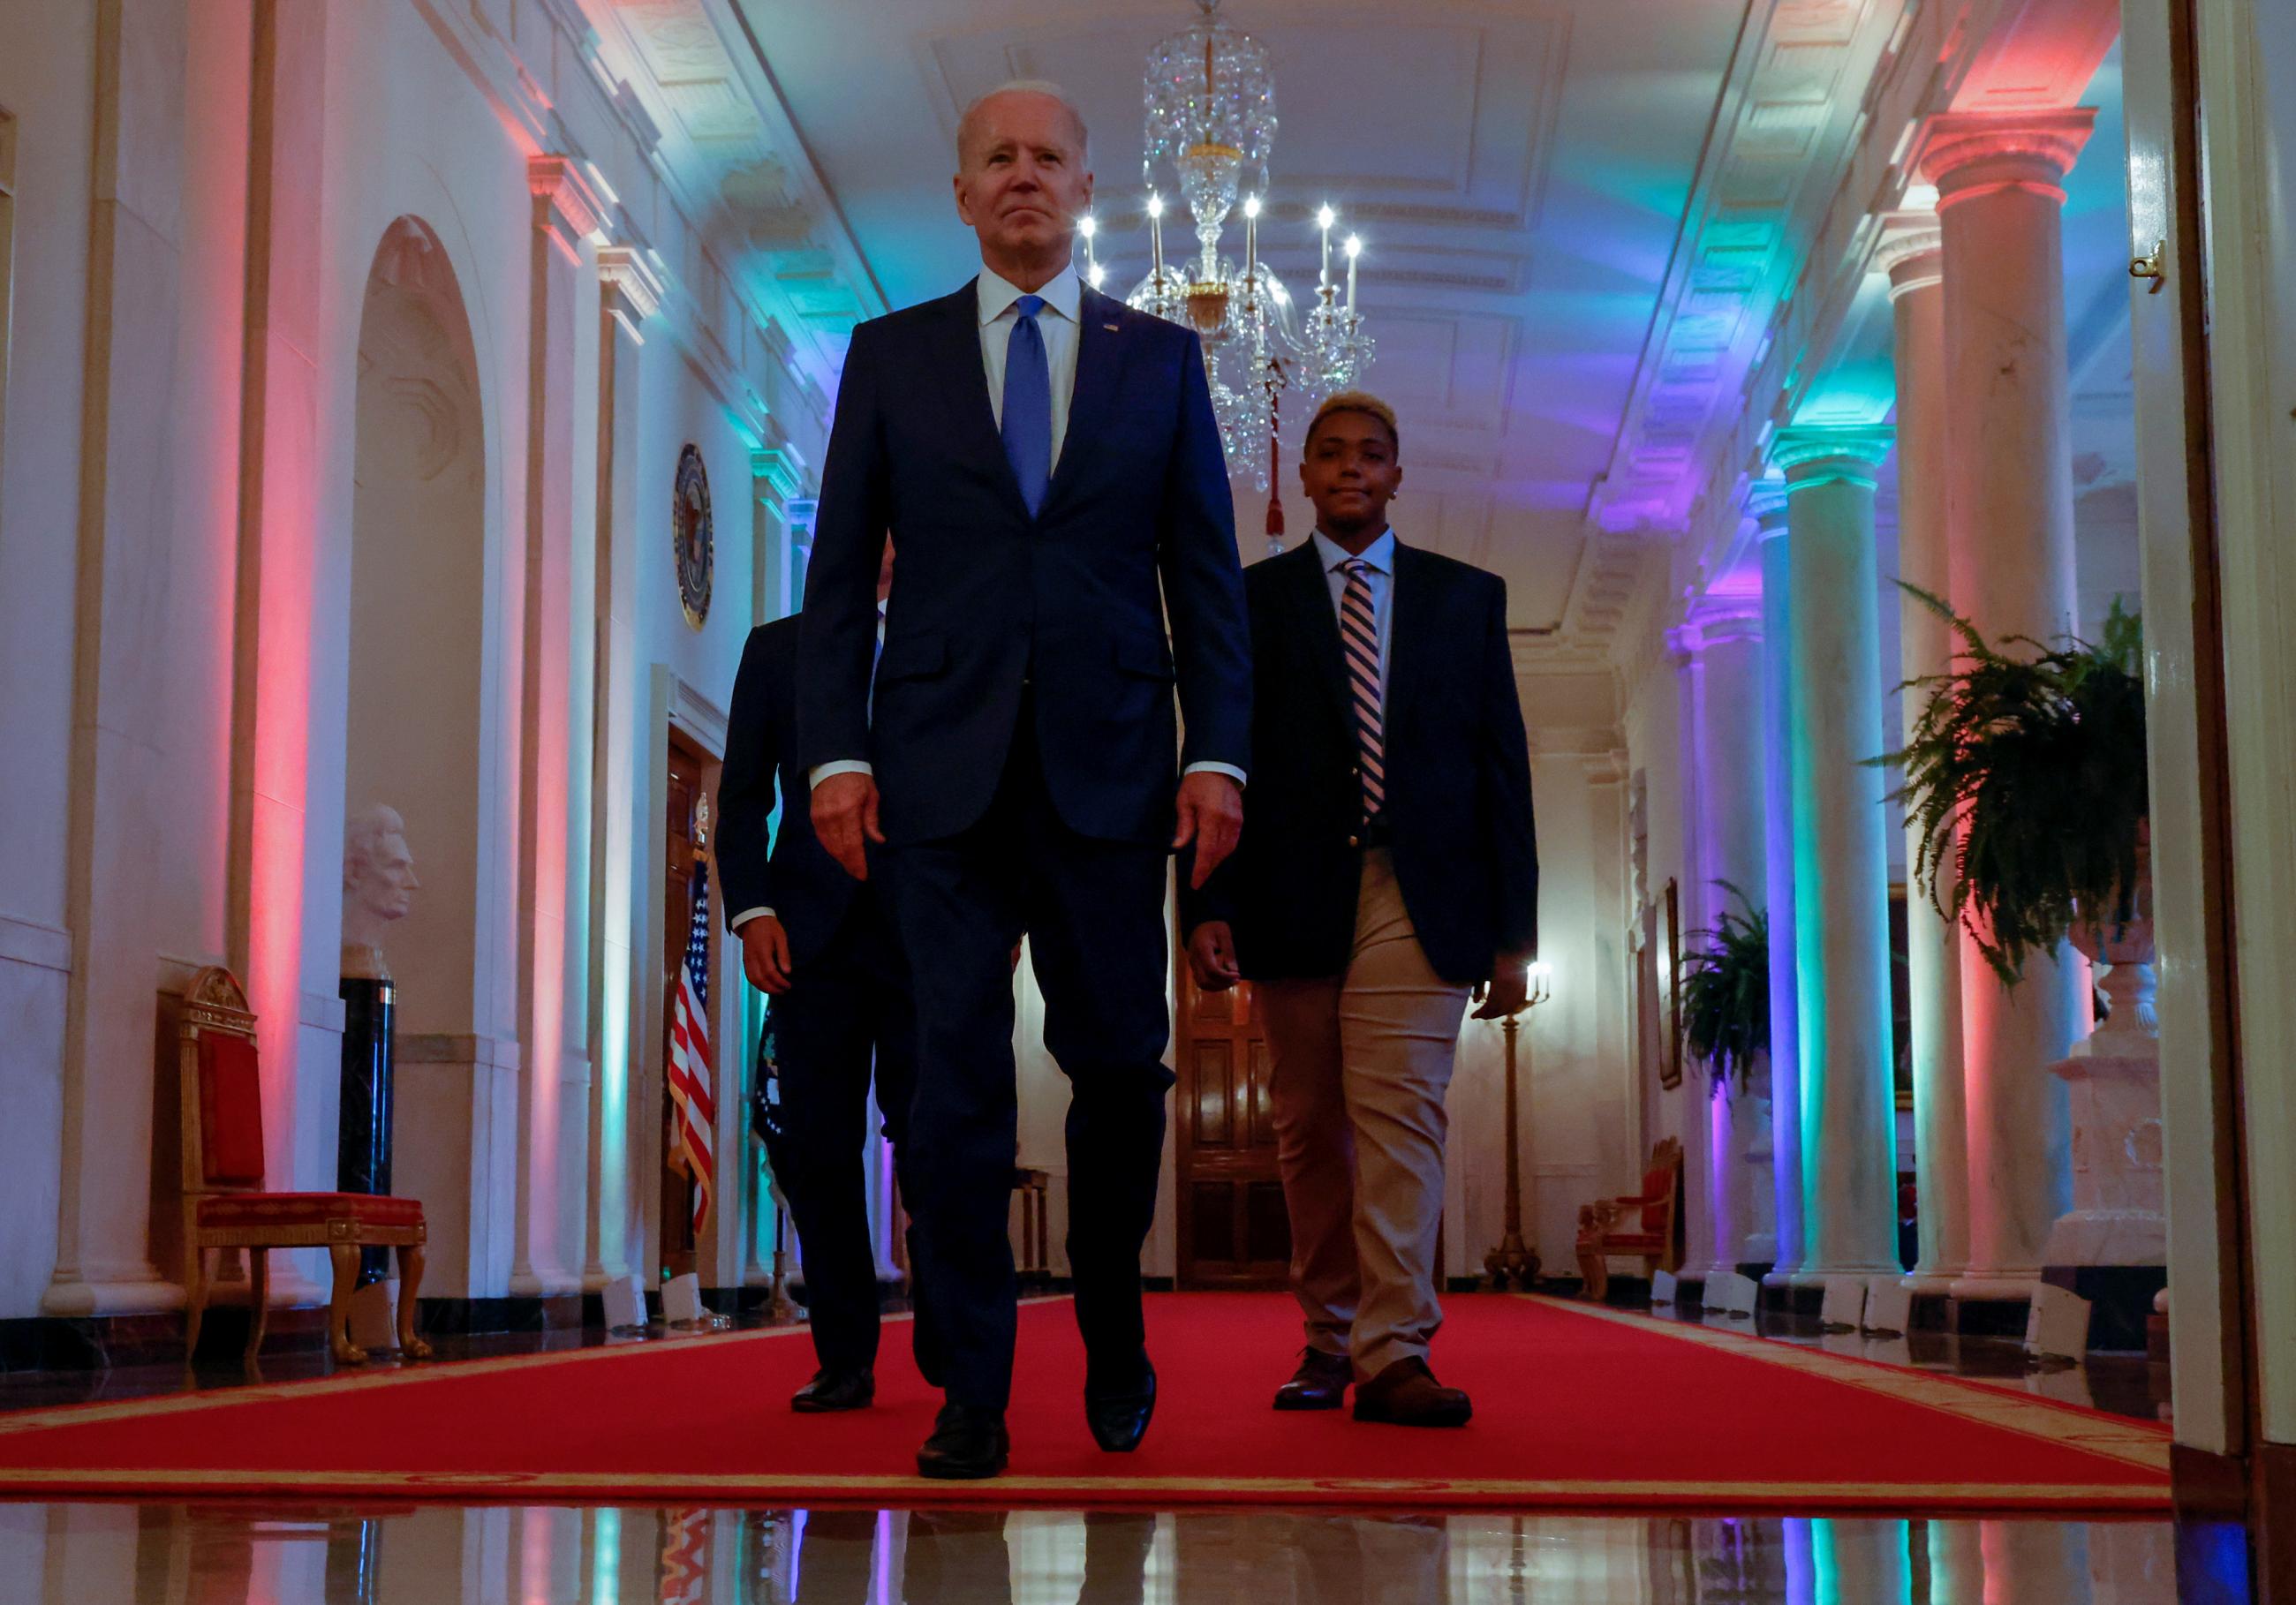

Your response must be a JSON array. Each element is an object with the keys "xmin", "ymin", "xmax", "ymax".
[{"xmin": 957, "ymin": 79, "xmax": 1091, "ymax": 167}]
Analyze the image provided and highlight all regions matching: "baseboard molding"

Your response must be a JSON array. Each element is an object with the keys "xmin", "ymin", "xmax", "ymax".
[
  {"xmin": 2171, "ymin": 1441, "xmax": 2248, "ymax": 1518},
  {"xmin": 2043, "ymin": 1264, "xmax": 2166, "ymax": 1353},
  {"xmin": 0, "ymin": 1306, "xmax": 331, "ymax": 1372}
]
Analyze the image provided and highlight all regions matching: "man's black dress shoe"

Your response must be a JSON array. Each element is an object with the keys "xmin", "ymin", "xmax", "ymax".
[
  {"xmin": 1273, "ymin": 1346, "xmax": 1353, "ymax": 1411},
  {"xmin": 917, "ymin": 1402, "xmax": 1010, "ymax": 1480},
  {"xmin": 1084, "ymin": 1359, "xmax": 1158, "ymax": 1453},
  {"xmin": 789, "ymin": 1368, "xmax": 875, "ymax": 1413}
]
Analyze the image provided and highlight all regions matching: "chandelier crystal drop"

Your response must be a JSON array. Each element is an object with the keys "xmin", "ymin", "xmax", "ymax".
[{"xmin": 1119, "ymin": 0, "xmax": 1375, "ymax": 491}]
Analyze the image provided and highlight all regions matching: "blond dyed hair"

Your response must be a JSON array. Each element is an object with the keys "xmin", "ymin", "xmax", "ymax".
[{"xmin": 1304, "ymin": 390, "xmax": 1400, "ymax": 456}]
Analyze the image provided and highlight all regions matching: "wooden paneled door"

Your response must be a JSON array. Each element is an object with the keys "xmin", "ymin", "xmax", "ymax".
[{"xmin": 1173, "ymin": 947, "xmax": 1290, "ymax": 1288}]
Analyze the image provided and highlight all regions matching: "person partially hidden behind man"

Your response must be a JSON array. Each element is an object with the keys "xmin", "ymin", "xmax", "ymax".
[
  {"xmin": 1183, "ymin": 391, "xmax": 1539, "ymax": 1428},
  {"xmin": 719, "ymin": 540, "xmax": 939, "ymax": 1412}
]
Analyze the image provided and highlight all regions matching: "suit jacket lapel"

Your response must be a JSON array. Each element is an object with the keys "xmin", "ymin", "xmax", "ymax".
[
  {"xmin": 932, "ymin": 282, "xmax": 1031, "ymax": 519},
  {"xmin": 1280, "ymin": 542, "xmax": 1353, "ymax": 733},
  {"xmin": 1041, "ymin": 286, "xmax": 1125, "ymax": 518},
  {"xmin": 1386, "ymin": 540, "xmax": 1440, "ymax": 731}
]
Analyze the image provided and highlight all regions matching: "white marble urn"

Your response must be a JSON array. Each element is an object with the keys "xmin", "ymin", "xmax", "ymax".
[{"xmin": 2045, "ymin": 840, "xmax": 2164, "ymax": 1269}]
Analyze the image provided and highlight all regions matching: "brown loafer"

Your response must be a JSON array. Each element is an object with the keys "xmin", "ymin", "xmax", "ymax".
[
  {"xmin": 1273, "ymin": 1346, "xmax": 1353, "ymax": 1411},
  {"xmin": 1351, "ymin": 1357, "xmax": 1472, "ymax": 1427}
]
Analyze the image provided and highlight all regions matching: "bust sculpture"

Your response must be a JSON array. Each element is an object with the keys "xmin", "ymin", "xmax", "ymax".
[{"xmin": 342, "ymin": 804, "xmax": 419, "ymax": 980}]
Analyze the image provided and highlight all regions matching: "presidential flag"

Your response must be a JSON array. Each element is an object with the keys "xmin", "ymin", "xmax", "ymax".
[{"xmin": 667, "ymin": 858, "xmax": 717, "ymax": 1238}]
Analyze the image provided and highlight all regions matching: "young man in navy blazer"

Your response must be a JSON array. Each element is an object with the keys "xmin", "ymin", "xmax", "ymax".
[
  {"xmin": 797, "ymin": 83, "xmax": 1251, "ymax": 1478},
  {"xmin": 1184, "ymin": 393, "xmax": 1539, "ymax": 1428}
]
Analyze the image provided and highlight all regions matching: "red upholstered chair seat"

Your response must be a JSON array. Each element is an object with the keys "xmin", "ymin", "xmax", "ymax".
[
  {"xmin": 1585, "ymin": 1231, "xmax": 1664, "ymax": 1250},
  {"xmin": 197, "ymin": 1192, "xmax": 427, "ymax": 1232}
]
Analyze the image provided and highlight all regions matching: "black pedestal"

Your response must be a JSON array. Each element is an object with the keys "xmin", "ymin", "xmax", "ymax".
[{"xmin": 337, "ymin": 976, "xmax": 396, "ymax": 1286}]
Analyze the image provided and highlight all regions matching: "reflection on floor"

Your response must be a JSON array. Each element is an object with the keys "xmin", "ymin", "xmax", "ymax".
[{"xmin": 0, "ymin": 1503, "xmax": 2209, "ymax": 1603}]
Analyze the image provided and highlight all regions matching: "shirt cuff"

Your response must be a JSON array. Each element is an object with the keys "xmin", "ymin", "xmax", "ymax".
[
  {"xmin": 1184, "ymin": 761, "xmax": 1247, "ymax": 786},
  {"xmin": 730, "ymin": 907, "xmax": 777, "ymax": 931},
  {"xmin": 808, "ymin": 760, "xmax": 874, "ymax": 788}
]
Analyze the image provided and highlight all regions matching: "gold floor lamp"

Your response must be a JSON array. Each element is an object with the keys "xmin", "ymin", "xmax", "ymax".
[{"xmin": 1484, "ymin": 960, "xmax": 1553, "ymax": 1290}]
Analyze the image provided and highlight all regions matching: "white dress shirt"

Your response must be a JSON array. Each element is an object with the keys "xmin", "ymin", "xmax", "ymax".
[
  {"xmin": 1311, "ymin": 527, "xmax": 1397, "ymax": 706},
  {"xmin": 808, "ymin": 260, "xmax": 1243, "ymax": 792},
  {"xmin": 978, "ymin": 263, "xmax": 1082, "ymax": 472}
]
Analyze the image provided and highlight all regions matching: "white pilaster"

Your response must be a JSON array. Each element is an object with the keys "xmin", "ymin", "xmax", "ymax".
[
  {"xmin": 580, "ymin": 245, "xmax": 661, "ymax": 1291},
  {"xmin": 509, "ymin": 154, "xmax": 604, "ymax": 1297}
]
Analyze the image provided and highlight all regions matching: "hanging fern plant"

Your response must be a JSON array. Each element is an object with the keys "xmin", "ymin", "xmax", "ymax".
[
  {"xmin": 1678, "ymin": 883, "xmax": 1770, "ymax": 1098},
  {"xmin": 1878, "ymin": 589, "xmax": 2148, "ymax": 985}
]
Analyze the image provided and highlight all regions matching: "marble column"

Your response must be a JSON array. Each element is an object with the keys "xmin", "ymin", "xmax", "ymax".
[
  {"xmin": 1920, "ymin": 112, "xmax": 2092, "ymax": 1304},
  {"xmin": 1879, "ymin": 218, "xmax": 1972, "ymax": 1294},
  {"xmin": 581, "ymin": 246, "xmax": 660, "ymax": 1292},
  {"xmin": 510, "ymin": 155, "xmax": 605, "ymax": 1297},
  {"xmin": 1774, "ymin": 427, "xmax": 1901, "ymax": 1282},
  {"xmin": 1680, "ymin": 599, "xmax": 1770, "ymax": 1283},
  {"xmin": 1752, "ymin": 486, "xmax": 1804, "ymax": 1281}
]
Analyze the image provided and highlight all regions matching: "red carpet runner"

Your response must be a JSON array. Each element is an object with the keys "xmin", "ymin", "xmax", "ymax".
[{"xmin": 0, "ymin": 1293, "xmax": 2167, "ymax": 1511}]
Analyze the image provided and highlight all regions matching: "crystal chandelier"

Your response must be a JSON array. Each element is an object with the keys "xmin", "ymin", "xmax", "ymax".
[{"xmin": 1107, "ymin": 0, "xmax": 1374, "ymax": 493}]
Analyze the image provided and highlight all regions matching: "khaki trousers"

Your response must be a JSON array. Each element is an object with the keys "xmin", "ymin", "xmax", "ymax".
[{"xmin": 1258, "ymin": 849, "xmax": 1469, "ymax": 1380}]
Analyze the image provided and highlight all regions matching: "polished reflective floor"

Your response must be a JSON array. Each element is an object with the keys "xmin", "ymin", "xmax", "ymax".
[{"xmin": 0, "ymin": 1503, "xmax": 2229, "ymax": 1603}]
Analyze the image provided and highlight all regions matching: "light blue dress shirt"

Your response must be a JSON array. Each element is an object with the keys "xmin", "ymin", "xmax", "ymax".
[{"xmin": 1310, "ymin": 527, "xmax": 1396, "ymax": 707}]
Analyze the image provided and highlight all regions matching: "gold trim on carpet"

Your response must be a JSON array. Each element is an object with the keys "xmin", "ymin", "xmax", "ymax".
[
  {"xmin": 1526, "ymin": 1296, "xmax": 2170, "ymax": 1473},
  {"xmin": 0, "ymin": 1466, "xmax": 2166, "ymax": 1507}
]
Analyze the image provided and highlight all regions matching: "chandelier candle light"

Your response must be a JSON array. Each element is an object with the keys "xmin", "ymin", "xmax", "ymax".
[{"xmin": 1120, "ymin": 0, "xmax": 1375, "ymax": 493}]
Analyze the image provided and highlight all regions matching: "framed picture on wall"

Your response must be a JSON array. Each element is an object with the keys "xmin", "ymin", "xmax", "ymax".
[{"xmin": 1661, "ymin": 878, "xmax": 1684, "ymax": 1090}]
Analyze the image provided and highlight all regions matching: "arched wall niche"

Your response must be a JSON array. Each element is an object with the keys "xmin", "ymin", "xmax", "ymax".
[{"xmin": 346, "ymin": 215, "xmax": 486, "ymax": 1038}]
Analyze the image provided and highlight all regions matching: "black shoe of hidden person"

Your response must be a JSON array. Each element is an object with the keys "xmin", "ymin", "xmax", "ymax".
[
  {"xmin": 917, "ymin": 1401, "xmax": 1011, "ymax": 1480},
  {"xmin": 1273, "ymin": 1345, "xmax": 1353, "ymax": 1411},
  {"xmin": 790, "ymin": 1368, "xmax": 875, "ymax": 1413},
  {"xmin": 1083, "ymin": 1356, "xmax": 1158, "ymax": 1453}
]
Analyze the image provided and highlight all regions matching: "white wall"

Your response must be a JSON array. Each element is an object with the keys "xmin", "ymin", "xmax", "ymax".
[{"xmin": 0, "ymin": 0, "xmax": 832, "ymax": 1320}]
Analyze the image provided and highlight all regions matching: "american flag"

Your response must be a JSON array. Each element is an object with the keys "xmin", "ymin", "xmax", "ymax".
[
  {"xmin": 667, "ymin": 858, "xmax": 717, "ymax": 1238},
  {"xmin": 655, "ymin": 1507, "xmax": 713, "ymax": 1604}
]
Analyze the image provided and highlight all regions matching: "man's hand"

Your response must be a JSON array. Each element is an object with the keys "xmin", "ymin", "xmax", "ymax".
[
  {"xmin": 811, "ymin": 772, "xmax": 884, "ymax": 881},
  {"xmin": 740, "ymin": 916, "xmax": 794, "ymax": 995},
  {"xmin": 1471, "ymin": 953, "xmax": 1535, "ymax": 1020},
  {"xmin": 1187, "ymin": 921, "xmax": 1241, "ymax": 991},
  {"xmin": 1173, "ymin": 772, "xmax": 1244, "ymax": 890}
]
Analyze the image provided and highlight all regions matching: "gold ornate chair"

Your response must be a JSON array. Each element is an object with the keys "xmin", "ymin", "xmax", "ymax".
[
  {"xmin": 1575, "ymin": 1136, "xmax": 1684, "ymax": 1301},
  {"xmin": 177, "ymin": 966, "xmax": 432, "ymax": 1367}
]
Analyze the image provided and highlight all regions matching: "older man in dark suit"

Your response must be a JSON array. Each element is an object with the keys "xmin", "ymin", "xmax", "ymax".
[
  {"xmin": 1185, "ymin": 392, "xmax": 1538, "ymax": 1429},
  {"xmin": 798, "ymin": 81, "xmax": 1251, "ymax": 1478}
]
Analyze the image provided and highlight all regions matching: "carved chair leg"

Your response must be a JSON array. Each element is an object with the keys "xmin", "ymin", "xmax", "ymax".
[
  {"xmin": 1577, "ymin": 1248, "xmax": 1607, "ymax": 1303},
  {"xmin": 328, "ymin": 1244, "xmax": 367, "ymax": 1365},
  {"xmin": 244, "ymin": 1247, "xmax": 271, "ymax": 1373},
  {"xmin": 184, "ymin": 1245, "xmax": 209, "ymax": 1364},
  {"xmin": 397, "ymin": 1243, "xmax": 433, "ymax": 1360}
]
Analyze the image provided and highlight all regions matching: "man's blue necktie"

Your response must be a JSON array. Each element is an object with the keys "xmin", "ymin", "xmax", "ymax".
[{"xmin": 1001, "ymin": 293, "xmax": 1052, "ymax": 516}]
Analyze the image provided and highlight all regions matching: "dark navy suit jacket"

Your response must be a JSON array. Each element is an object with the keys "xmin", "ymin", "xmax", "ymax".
[
  {"xmin": 1182, "ymin": 539, "xmax": 1539, "ymax": 986},
  {"xmin": 796, "ymin": 280, "xmax": 1251, "ymax": 848},
  {"xmin": 715, "ymin": 615, "xmax": 858, "ymax": 969}
]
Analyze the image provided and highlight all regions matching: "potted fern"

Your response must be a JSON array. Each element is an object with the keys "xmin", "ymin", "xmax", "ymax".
[
  {"xmin": 1678, "ymin": 884, "xmax": 1770, "ymax": 1096},
  {"xmin": 1883, "ymin": 591, "xmax": 2163, "ymax": 1294},
  {"xmin": 1883, "ymin": 592, "xmax": 2149, "ymax": 984}
]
